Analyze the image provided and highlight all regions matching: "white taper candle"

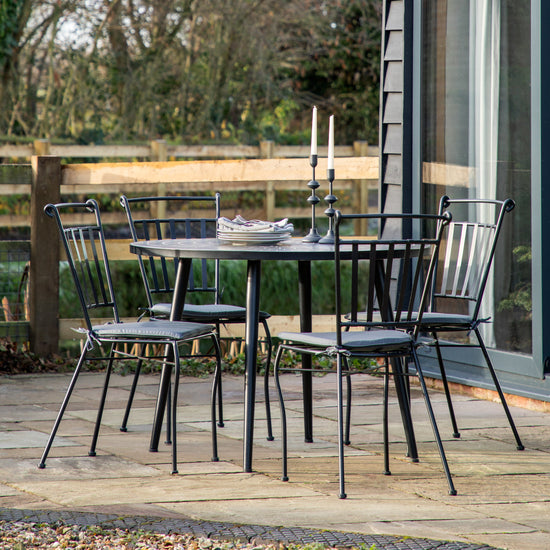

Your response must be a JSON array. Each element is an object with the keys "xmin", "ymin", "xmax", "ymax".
[
  {"xmin": 311, "ymin": 106, "xmax": 318, "ymax": 156},
  {"xmin": 327, "ymin": 114, "xmax": 334, "ymax": 170}
]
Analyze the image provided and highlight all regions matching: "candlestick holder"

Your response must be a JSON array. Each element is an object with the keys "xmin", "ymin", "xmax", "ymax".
[
  {"xmin": 318, "ymin": 168, "xmax": 337, "ymax": 244},
  {"xmin": 302, "ymin": 154, "xmax": 322, "ymax": 243}
]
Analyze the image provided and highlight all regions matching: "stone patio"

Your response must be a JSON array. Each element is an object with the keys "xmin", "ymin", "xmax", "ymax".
[{"xmin": 1, "ymin": 370, "xmax": 549, "ymax": 549}]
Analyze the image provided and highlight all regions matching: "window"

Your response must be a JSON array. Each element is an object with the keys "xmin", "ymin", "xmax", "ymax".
[{"xmin": 421, "ymin": 0, "xmax": 532, "ymax": 354}]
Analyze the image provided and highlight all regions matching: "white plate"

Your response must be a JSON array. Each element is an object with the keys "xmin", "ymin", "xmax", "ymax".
[
  {"xmin": 217, "ymin": 232, "xmax": 291, "ymax": 245},
  {"xmin": 218, "ymin": 229, "xmax": 289, "ymax": 236}
]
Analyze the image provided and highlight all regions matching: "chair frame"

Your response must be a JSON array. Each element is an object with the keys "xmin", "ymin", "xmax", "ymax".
[
  {"xmin": 274, "ymin": 211, "xmax": 456, "ymax": 498},
  {"xmin": 423, "ymin": 196, "xmax": 523, "ymax": 450},
  {"xmin": 38, "ymin": 199, "xmax": 222, "ymax": 474},
  {"xmin": 120, "ymin": 194, "xmax": 274, "ymax": 440}
]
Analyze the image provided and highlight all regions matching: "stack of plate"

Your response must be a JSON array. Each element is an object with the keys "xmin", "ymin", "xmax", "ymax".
[
  {"xmin": 217, "ymin": 216, "xmax": 293, "ymax": 245},
  {"xmin": 217, "ymin": 230, "xmax": 292, "ymax": 245}
]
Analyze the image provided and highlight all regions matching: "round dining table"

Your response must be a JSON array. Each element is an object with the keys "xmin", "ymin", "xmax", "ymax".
[{"xmin": 130, "ymin": 237, "xmax": 418, "ymax": 472}]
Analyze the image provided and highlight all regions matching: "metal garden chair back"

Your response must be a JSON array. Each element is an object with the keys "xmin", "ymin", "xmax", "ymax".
[
  {"xmin": 274, "ymin": 211, "xmax": 456, "ymax": 498},
  {"xmin": 121, "ymin": 194, "xmax": 220, "ymax": 313},
  {"xmin": 420, "ymin": 196, "xmax": 524, "ymax": 450},
  {"xmin": 120, "ymin": 194, "xmax": 274, "ymax": 440},
  {"xmin": 53, "ymin": 200, "xmax": 120, "ymax": 329},
  {"xmin": 38, "ymin": 199, "xmax": 222, "ymax": 475},
  {"xmin": 341, "ymin": 218, "xmax": 444, "ymax": 336},
  {"xmin": 434, "ymin": 196, "xmax": 515, "ymax": 323}
]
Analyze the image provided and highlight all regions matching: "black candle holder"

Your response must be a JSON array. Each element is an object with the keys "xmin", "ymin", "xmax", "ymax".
[
  {"xmin": 302, "ymin": 154, "xmax": 321, "ymax": 243},
  {"xmin": 318, "ymin": 168, "xmax": 337, "ymax": 244}
]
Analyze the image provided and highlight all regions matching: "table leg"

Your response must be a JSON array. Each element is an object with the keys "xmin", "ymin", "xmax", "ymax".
[
  {"xmin": 298, "ymin": 260, "xmax": 313, "ymax": 443},
  {"xmin": 149, "ymin": 258, "xmax": 191, "ymax": 452},
  {"xmin": 373, "ymin": 259, "xmax": 418, "ymax": 461},
  {"xmin": 244, "ymin": 259, "xmax": 261, "ymax": 472},
  {"xmin": 392, "ymin": 357, "xmax": 418, "ymax": 461}
]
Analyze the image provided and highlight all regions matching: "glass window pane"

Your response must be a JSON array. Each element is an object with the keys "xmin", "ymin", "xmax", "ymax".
[{"xmin": 421, "ymin": 0, "xmax": 532, "ymax": 354}]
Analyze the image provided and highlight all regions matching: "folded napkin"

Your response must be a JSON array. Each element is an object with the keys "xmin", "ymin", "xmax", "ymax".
[{"xmin": 218, "ymin": 215, "xmax": 294, "ymax": 234}]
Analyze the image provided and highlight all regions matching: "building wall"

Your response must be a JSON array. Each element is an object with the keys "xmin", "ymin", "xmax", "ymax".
[{"xmin": 380, "ymin": 0, "xmax": 550, "ymax": 400}]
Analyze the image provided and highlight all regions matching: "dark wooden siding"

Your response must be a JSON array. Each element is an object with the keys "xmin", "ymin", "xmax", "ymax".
[{"xmin": 380, "ymin": 0, "xmax": 413, "ymax": 217}]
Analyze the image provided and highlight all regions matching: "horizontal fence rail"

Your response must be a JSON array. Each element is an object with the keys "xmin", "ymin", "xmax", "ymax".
[
  {"xmin": 0, "ymin": 154, "xmax": 379, "ymax": 227},
  {"xmin": 0, "ymin": 139, "xmax": 379, "ymax": 162}
]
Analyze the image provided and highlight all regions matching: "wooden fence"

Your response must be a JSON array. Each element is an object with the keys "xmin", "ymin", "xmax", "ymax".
[
  {"xmin": 0, "ymin": 140, "xmax": 378, "ymax": 228},
  {"xmin": 0, "ymin": 145, "xmax": 380, "ymax": 356},
  {"xmin": 0, "ymin": 138, "xmax": 378, "ymax": 162}
]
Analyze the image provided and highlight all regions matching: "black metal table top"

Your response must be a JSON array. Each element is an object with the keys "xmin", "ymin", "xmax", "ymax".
[{"xmin": 129, "ymin": 236, "xmax": 391, "ymax": 261}]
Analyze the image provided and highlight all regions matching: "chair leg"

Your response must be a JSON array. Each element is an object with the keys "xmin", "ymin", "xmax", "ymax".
[
  {"xmin": 89, "ymin": 345, "xmax": 116, "ymax": 457},
  {"xmin": 474, "ymin": 328, "xmax": 524, "ymax": 451},
  {"xmin": 210, "ymin": 335, "xmax": 221, "ymax": 462},
  {"xmin": 38, "ymin": 343, "xmax": 89, "ymax": 469},
  {"xmin": 342, "ymin": 356, "xmax": 352, "ymax": 446},
  {"xmin": 120, "ymin": 344, "xmax": 147, "ymax": 432},
  {"xmin": 412, "ymin": 348, "xmax": 457, "ymax": 495},
  {"xmin": 274, "ymin": 347, "xmax": 289, "ymax": 482},
  {"xmin": 171, "ymin": 343, "xmax": 180, "ymax": 474},
  {"xmin": 383, "ymin": 357, "xmax": 391, "ymax": 476},
  {"xmin": 157, "ymin": 343, "xmax": 173, "ymax": 446},
  {"xmin": 336, "ymin": 355, "xmax": 347, "ymax": 499},
  {"xmin": 432, "ymin": 333, "xmax": 460, "ymax": 438},
  {"xmin": 262, "ymin": 319, "xmax": 274, "ymax": 441},
  {"xmin": 165, "ymin": 382, "xmax": 172, "ymax": 445},
  {"xmin": 215, "ymin": 323, "xmax": 224, "ymax": 428}
]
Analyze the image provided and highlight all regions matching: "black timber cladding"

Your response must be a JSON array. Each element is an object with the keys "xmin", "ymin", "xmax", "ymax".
[{"xmin": 380, "ymin": 0, "xmax": 413, "ymax": 217}]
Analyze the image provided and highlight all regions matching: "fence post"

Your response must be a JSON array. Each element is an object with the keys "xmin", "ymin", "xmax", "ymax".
[
  {"xmin": 260, "ymin": 141, "xmax": 275, "ymax": 220},
  {"xmin": 151, "ymin": 139, "xmax": 168, "ymax": 162},
  {"xmin": 353, "ymin": 141, "xmax": 370, "ymax": 234},
  {"xmin": 30, "ymin": 156, "xmax": 60, "ymax": 356},
  {"xmin": 34, "ymin": 139, "xmax": 51, "ymax": 155},
  {"xmin": 151, "ymin": 140, "xmax": 167, "ymax": 218}
]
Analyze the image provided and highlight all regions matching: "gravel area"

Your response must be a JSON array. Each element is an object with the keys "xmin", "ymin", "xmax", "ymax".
[
  {"xmin": 0, "ymin": 521, "xmax": 288, "ymax": 550},
  {"xmin": 0, "ymin": 516, "xmax": 501, "ymax": 550}
]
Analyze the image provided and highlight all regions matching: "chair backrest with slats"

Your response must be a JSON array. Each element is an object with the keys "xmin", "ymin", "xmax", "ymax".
[
  {"xmin": 335, "ymin": 212, "xmax": 451, "ymax": 345},
  {"xmin": 44, "ymin": 199, "xmax": 119, "ymax": 332},
  {"xmin": 434, "ymin": 196, "xmax": 515, "ymax": 321},
  {"xmin": 120, "ymin": 195, "xmax": 221, "ymax": 310}
]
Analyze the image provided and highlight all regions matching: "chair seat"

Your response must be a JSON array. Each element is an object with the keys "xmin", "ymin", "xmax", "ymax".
[
  {"xmin": 91, "ymin": 319, "xmax": 214, "ymax": 340},
  {"xmin": 151, "ymin": 302, "xmax": 271, "ymax": 321},
  {"xmin": 351, "ymin": 310, "xmax": 478, "ymax": 329},
  {"xmin": 418, "ymin": 311, "xmax": 481, "ymax": 329},
  {"xmin": 278, "ymin": 329, "xmax": 413, "ymax": 352}
]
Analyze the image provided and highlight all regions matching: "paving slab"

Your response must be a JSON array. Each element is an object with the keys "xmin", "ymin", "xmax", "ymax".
[
  {"xmin": 470, "ymin": 531, "xmax": 550, "ymax": 550},
  {"xmin": 12, "ymin": 472, "xmax": 317, "ymax": 507},
  {"xmin": 20, "ymin": 418, "xmax": 119, "ymax": 437},
  {"xmin": 0, "ymin": 430, "xmax": 78, "ymax": 449},
  {"xmin": 0, "ymin": 444, "xmax": 91, "ymax": 460},
  {"xmin": 393, "ymin": 474, "xmax": 550, "ymax": 504},
  {"xmin": 0, "ymin": 405, "xmax": 59, "ymax": 423},
  {"xmin": 470, "ymin": 500, "xmax": 550, "ymax": 531},
  {"xmin": 159, "ymin": 492, "xmax": 482, "ymax": 529},
  {"xmin": 0, "ymin": 456, "xmax": 160, "ymax": 481},
  {"xmin": 0, "ymin": 484, "xmax": 20, "ymax": 497},
  {"xmin": 0, "ymin": 386, "xmax": 85, "ymax": 405},
  {"xmin": 67, "ymin": 404, "xmax": 221, "ymax": 427}
]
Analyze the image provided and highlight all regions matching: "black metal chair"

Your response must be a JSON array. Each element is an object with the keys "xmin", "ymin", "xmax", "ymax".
[
  {"xmin": 419, "ymin": 196, "xmax": 524, "ymax": 449},
  {"xmin": 120, "ymin": 194, "xmax": 274, "ymax": 440},
  {"xmin": 274, "ymin": 211, "xmax": 456, "ymax": 499},
  {"xmin": 38, "ymin": 199, "xmax": 222, "ymax": 474}
]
